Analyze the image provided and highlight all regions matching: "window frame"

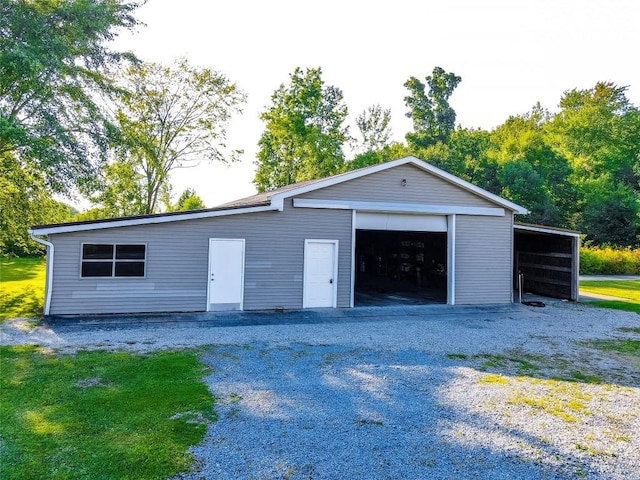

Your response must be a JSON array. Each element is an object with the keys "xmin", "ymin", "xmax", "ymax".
[{"xmin": 80, "ymin": 243, "xmax": 147, "ymax": 279}]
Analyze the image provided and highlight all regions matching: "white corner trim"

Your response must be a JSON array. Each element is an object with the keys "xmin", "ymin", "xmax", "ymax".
[
  {"xmin": 293, "ymin": 198, "xmax": 505, "ymax": 217},
  {"xmin": 28, "ymin": 232, "xmax": 53, "ymax": 315},
  {"xmin": 350, "ymin": 210, "xmax": 356, "ymax": 308},
  {"xmin": 447, "ymin": 215, "xmax": 456, "ymax": 306},
  {"xmin": 30, "ymin": 204, "xmax": 281, "ymax": 235}
]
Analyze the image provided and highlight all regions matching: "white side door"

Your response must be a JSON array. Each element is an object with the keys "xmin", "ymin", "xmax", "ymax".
[
  {"xmin": 207, "ymin": 239, "xmax": 245, "ymax": 311},
  {"xmin": 303, "ymin": 239, "xmax": 338, "ymax": 308}
]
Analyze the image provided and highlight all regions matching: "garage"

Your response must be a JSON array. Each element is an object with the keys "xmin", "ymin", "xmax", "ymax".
[
  {"xmin": 354, "ymin": 212, "xmax": 448, "ymax": 306},
  {"xmin": 30, "ymin": 157, "xmax": 531, "ymax": 315},
  {"xmin": 514, "ymin": 223, "xmax": 580, "ymax": 301}
]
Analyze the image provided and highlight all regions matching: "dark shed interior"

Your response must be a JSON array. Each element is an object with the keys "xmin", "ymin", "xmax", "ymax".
[
  {"xmin": 514, "ymin": 227, "xmax": 579, "ymax": 301},
  {"xmin": 354, "ymin": 230, "xmax": 447, "ymax": 305}
]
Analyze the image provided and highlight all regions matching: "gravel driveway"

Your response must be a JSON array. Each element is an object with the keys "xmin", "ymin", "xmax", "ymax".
[{"xmin": 2, "ymin": 301, "xmax": 639, "ymax": 479}]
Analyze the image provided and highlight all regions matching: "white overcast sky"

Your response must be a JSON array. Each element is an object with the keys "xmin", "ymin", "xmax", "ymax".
[{"xmin": 105, "ymin": 0, "xmax": 639, "ymax": 209}]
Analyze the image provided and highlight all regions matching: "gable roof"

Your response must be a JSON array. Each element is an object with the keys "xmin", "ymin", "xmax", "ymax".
[{"xmin": 30, "ymin": 156, "xmax": 528, "ymax": 235}]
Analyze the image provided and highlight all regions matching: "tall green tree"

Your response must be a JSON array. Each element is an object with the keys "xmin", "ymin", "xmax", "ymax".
[
  {"xmin": 546, "ymin": 83, "xmax": 640, "ymax": 243},
  {"xmin": 0, "ymin": 0, "xmax": 142, "ymax": 193},
  {"xmin": 548, "ymin": 82, "xmax": 640, "ymax": 188},
  {"xmin": 404, "ymin": 67, "xmax": 461, "ymax": 150},
  {"xmin": 355, "ymin": 104, "xmax": 392, "ymax": 153},
  {"xmin": 0, "ymin": 153, "xmax": 72, "ymax": 255},
  {"xmin": 254, "ymin": 67, "xmax": 349, "ymax": 192},
  {"xmin": 344, "ymin": 143, "xmax": 410, "ymax": 172},
  {"xmin": 113, "ymin": 58, "xmax": 245, "ymax": 214},
  {"xmin": 88, "ymin": 160, "xmax": 145, "ymax": 217},
  {"xmin": 488, "ymin": 106, "xmax": 573, "ymax": 225},
  {"xmin": 166, "ymin": 188, "xmax": 206, "ymax": 212}
]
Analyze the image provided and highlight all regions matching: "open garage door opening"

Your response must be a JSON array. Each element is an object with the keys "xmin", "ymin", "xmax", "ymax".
[{"xmin": 355, "ymin": 230, "xmax": 447, "ymax": 306}]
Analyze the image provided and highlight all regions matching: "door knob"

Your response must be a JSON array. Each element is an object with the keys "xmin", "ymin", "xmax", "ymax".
[{"xmin": 329, "ymin": 278, "xmax": 333, "ymax": 284}]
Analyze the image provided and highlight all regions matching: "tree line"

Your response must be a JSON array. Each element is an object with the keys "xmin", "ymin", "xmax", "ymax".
[
  {"xmin": 1, "ymin": 0, "xmax": 638, "ymax": 257},
  {"xmin": 254, "ymin": 67, "xmax": 639, "ymax": 248}
]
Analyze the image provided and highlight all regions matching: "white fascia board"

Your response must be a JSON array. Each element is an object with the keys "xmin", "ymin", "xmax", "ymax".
[
  {"xmin": 29, "ymin": 204, "xmax": 280, "ymax": 235},
  {"xmin": 293, "ymin": 198, "xmax": 505, "ymax": 216},
  {"xmin": 271, "ymin": 155, "xmax": 529, "ymax": 214},
  {"xmin": 513, "ymin": 224, "xmax": 581, "ymax": 238}
]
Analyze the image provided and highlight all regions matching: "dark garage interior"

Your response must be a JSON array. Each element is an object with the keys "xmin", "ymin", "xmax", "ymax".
[
  {"xmin": 514, "ymin": 225, "xmax": 579, "ymax": 301},
  {"xmin": 355, "ymin": 230, "xmax": 447, "ymax": 306}
]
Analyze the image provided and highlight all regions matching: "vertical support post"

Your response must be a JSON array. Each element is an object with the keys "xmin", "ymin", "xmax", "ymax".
[
  {"xmin": 447, "ymin": 214, "xmax": 456, "ymax": 305},
  {"xmin": 572, "ymin": 236, "xmax": 580, "ymax": 301},
  {"xmin": 350, "ymin": 210, "xmax": 356, "ymax": 308},
  {"xmin": 518, "ymin": 273, "xmax": 524, "ymax": 304}
]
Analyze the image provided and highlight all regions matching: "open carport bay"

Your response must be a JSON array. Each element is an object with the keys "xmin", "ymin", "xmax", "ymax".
[{"xmin": 514, "ymin": 223, "xmax": 580, "ymax": 301}]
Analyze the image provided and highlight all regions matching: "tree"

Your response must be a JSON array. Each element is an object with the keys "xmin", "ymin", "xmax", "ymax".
[
  {"xmin": 344, "ymin": 143, "xmax": 410, "ymax": 172},
  {"xmin": 488, "ymin": 106, "xmax": 573, "ymax": 225},
  {"xmin": 548, "ymin": 82, "xmax": 640, "ymax": 189},
  {"xmin": 404, "ymin": 67, "xmax": 461, "ymax": 149},
  {"xmin": 355, "ymin": 104, "xmax": 392, "ymax": 153},
  {"xmin": 166, "ymin": 188, "xmax": 206, "ymax": 212},
  {"xmin": 582, "ymin": 181, "xmax": 639, "ymax": 246},
  {"xmin": 0, "ymin": 153, "xmax": 72, "ymax": 256},
  {"xmin": 498, "ymin": 160, "xmax": 560, "ymax": 225},
  {"xmin": 254, "ymin": 67, "xmax": 349, "ymax": 192},
  {"xmin": 545, "ymin": 83, "xmax": 640, "ymax": 238},
  {"xmin": 0, "ymin": 0, "xmax": 142, "ymax": 193},
  {"xmin": 88, "ymin": 160, "xmax": 145, "ymax": 217},
  {"xmin": 113, "ymin": 58, "xmax": 245, "ymax": 213}
]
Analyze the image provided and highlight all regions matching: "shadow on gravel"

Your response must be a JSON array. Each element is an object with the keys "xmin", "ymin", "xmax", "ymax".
[{"xmin": 174, "ymin": 344, "xmax": 635, "ymax": 480}]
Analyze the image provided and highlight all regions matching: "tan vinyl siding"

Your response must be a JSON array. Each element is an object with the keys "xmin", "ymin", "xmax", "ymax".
[
  {"xmin": 300, "ymin": 164, "xmax": 497, "ymax": 208},
  {"xmin": 455, "ymin": 214, "xmax": 514, "ymax": 304},
  {"xmin": 49, "ymin": 199, "xmax": 352, "ymax": 315}
]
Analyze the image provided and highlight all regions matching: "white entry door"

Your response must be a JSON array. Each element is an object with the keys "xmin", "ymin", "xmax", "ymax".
[
  {"xmin": 207, "ymin": 239, "xmax": 245, "ymax": 311},
  {"xmin": 303, "ymin": 239, "xmax": 338, "ymax": 308}
]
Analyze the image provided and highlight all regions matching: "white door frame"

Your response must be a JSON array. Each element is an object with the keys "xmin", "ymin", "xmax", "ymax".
[
  {"xmin": 207, "ymin": 238, "xmax": 245, "ymax": 311},
  {"xmin": 351, "ymin": 211, "xmax": 455, "ymax": 306},
  {"xmin": 303, "ymin": 239, "xmax": 339, "ymax": 308}
]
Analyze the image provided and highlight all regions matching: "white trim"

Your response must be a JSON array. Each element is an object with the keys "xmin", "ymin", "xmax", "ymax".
[
  {"xmin": 350, "ymin": 210, "xmax": 356, "ymax": 308},
  {"xmin": 514, "ymin": 223, "xmax": 580, "ymax": 238},
  {"xmin": 447, "ymin": 215, "xmax": 456, "ymax": 306},
  {"xmin": 294, "ymin": 198, "xmax": 505, "ymax": 217},
  {"xmin": 30, "ymin": 204, "xmax": 279, "ymax": 235},
  {"xmin": 207, "ymin": 238, "xmax": 245, "ymax": 311},
  {"xmin": 355, "ymin": 212, "xmax": 447, "ymax": 232},
  {"xmin": 277, "ymin": 156, "xmax": 528, "ymax": 214},
  {"xmin": 303, "ymin": 239, "xmax": 339, "ymax": 308},
  {"xmin": 28, "ymin": 233, "xmax": 54, "ymax": 316}
]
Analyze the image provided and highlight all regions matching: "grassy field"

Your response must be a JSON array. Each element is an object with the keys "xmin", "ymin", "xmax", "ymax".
[
  {"xmin": 0, "ymin": 346, "xmax": 215, "ymax": 480},
  {"xmin": 580, "ymin": 280, "xmax": 640, "ymax": 313},
  {"xmin": 0, "ymin": 257, "xmax": 45, "ymax": 321}
]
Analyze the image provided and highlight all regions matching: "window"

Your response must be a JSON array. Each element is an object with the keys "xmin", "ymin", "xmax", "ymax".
[{"xmin": 81, "ymin": 244, "xmax": 146, "ymax": 277}]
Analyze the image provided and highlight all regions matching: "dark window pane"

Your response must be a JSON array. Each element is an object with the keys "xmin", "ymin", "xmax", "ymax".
[
  {"xmin": 83, "ymin": 244, "xmax": 113, "ymax": 259},
  {"xmin": 116, "ymin": 244, "xmax": 146, "ymax": 259},
  {"xmin": 115, "ymin": 261, "xmax": 145, "ymax": 277},
  {"xmin": 82, "ymin": 262, "xmax": 113, "ymax": 277}
]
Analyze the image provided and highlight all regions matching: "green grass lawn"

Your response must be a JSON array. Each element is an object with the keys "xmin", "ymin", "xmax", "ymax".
[
  {"xmin": 0, "ymin": 257, "xmax": 46, "ymax": 321},
  {"xmin": 580, "ymin": 280, "xmax": 640, "ymax": 313},
  {"xmin": 0, "ymin": 346, "xmax": 215, "ymax": 480}
]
